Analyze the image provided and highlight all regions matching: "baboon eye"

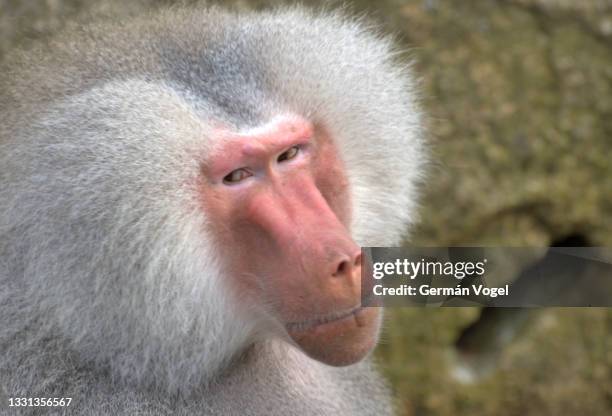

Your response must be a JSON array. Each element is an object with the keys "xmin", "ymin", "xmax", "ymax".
[
  {"xmin": 223, "ymin": 168, "xmax": 252, "ymax": 184},
  {"xmin": 277, "ymin": 146, "xmax": 299, "ymax": 163}
]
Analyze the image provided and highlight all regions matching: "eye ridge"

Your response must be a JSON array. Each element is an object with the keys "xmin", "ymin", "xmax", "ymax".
[
  {"xmin": 223, "ymin": 168, "xmax": 252, "ymax": 184},
  {"xmin": 277, "ymin": 146, "xmax": 299, "ymax": 163}
]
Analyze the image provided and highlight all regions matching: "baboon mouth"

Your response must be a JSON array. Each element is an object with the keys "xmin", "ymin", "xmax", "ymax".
[{"xmin": 285, "ymin": 304, "xmax": 366, "ymax": 333}]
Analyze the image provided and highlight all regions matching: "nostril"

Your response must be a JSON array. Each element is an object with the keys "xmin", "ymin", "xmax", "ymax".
[
  {"xmin": 353, "ymin": 252, "xmax": 362, "ymax": 268},
  {"xmin": 333, "ymin": 260, "xmax": 349, "ymax": 277},
  {"xmin": 332, "ymin": 251, "xmax": 361, "ymax": 278}
]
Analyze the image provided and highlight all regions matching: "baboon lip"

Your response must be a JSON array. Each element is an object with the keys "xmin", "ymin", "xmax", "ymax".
[{"xmin": 285, "ymin": 304, "xmax": 365, "ymax": 333}]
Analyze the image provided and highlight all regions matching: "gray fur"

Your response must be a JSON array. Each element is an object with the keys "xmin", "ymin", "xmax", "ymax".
[{"xmin": 0, "ymin": 6, "xmax": 425, "ymax": 415}]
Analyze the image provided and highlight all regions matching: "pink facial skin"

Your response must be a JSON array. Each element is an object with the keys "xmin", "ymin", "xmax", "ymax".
[{"xmin": 200, "ymin": 114, "xmax": 380, "ymax": 367}]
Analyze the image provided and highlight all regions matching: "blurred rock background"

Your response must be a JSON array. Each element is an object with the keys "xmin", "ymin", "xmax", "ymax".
[{"xmin": 1, "ymin": 0, "xmax": 610, "ymax": 415}]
